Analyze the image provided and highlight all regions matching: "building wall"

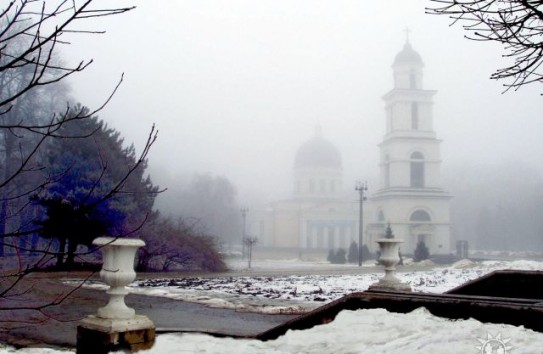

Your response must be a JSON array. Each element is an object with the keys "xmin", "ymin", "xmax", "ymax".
[{"xmin": 367, "ymin": 197, "xmax": 451, "ymax": 255}]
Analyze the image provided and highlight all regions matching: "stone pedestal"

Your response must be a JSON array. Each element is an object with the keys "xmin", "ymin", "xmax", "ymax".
[
  {"xmin": 369, "ymin": 239, "xmax": 411, "ymax": 292},
  {"xmin": 77, "ymin": 315, "xmax": 155, "ymax": 354},
  {"xmin": 77, "ymin": 237, "xmax": 155, "ymax": 353}
]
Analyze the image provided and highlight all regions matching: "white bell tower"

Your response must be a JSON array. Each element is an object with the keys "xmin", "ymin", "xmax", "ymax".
[{"xmin": 368, "ymin": 37, "xmax": 452, "ymax": 257}]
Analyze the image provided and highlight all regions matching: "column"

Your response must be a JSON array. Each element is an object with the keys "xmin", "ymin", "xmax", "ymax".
[{"xmin": 300, "ymin": 221, "xmax": 307, "ymax": 249}]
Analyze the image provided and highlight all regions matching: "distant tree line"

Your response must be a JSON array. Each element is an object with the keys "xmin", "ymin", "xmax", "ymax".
[
  {"xmin": 156, "ymin": 173, "xmax": 242, "ymax": 251},
  {"xmin": 447, "ymin": 162, "xmax": 543, "ymax": 252}
]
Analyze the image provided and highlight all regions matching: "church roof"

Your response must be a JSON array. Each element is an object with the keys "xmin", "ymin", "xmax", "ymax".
[
  {"xmin": 393, "ymin": 41, "xmax": 423, "ymax": 66},
  {"xmin": 294, "ymin": 132, "xmax": 342, "ymax": 170}
]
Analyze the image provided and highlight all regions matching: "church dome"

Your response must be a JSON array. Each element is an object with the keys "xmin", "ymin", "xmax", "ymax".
[
  {"xmin": 393, "ymin": 41, "xmax": 423, "ymax": 66},
  {"xmin": 295, "ymin": 134, "xmax": 342, "ymax": 169}
]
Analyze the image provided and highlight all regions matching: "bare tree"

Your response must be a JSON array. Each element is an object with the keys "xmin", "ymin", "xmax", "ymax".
[
  {"xmin": 427, "ymin": 0, "xmax": 543, "ymax": 92},
  {"xmin": 0, "ymin": 1, "xmax": 133, "ymax": 107},
  {"xmin": 136, "ymin": 216, "xmax": 226, "ymax": 273},
  {"xmin": 243, "ymin": 236, "xmax": 258, "ymax": 269},
  {"xmin": 0, "ymin": 1, "xmax": 164, "ymax": 328}
]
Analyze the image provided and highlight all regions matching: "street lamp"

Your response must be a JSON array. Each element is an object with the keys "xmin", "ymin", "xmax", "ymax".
[
  {"xmin": 240, "ymin": 207, "xmax": 248, "ymax": 258},
  {"xmin": 355, "ymin": 181, "xmax": 368, "ymax": 267}
]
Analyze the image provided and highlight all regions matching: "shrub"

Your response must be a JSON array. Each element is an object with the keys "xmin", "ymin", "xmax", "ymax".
[
  {"xmin": 136, "ymin": 216, "xmax": 227, "ymax": 272},
  {"xmin": 335, "ymin": 248, "xmax": 347, "ymax": 264},
  {"xmin": 347, "ymin": 241, "xmax": 358, "ymax": 263},
  {"xmin": 361, "ymin": 244, "xmax": 372, "ymax": 261},
  {"xmin": 414, "ymin": 240, "xmax": 430, "ymax": 262},
  {"xmin": 328, "ymin": 248, "xmax": 347, "ymax": 264},
  {"xmin": 327, "ymin": 249, "xmax": 335, "ymax": 263}
]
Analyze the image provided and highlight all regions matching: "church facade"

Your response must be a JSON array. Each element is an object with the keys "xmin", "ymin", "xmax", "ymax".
[
  {"xmin": 251, "ymin": 40, "xmax": 452, "ymax": 258},
  {"xmin": 256, "ymin": 127, "xmax": 359, "ymax": 256}
]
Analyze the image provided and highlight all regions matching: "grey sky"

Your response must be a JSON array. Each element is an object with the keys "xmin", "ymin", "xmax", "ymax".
[{"xmin": 66, "ymin": 0, "xmax": 543, "ymax": 205}]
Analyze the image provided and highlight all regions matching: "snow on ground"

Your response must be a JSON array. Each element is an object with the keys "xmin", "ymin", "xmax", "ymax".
[
  {"xmin": 66, "ymin": 259, "xmax": 543, "ymax": 314},
  {"xmin": 130, "ymin": 307, "xmax": 543, "ymax": 354},
  {"xmin": 4, "ymin": 259, "xmax": 543, "ymax": 353},
  {"xmin": 2, "ymin": 307, "xmax": 543, "ymax": 353}
]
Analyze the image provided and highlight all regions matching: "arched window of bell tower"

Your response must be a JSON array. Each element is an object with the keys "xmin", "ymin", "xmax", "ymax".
[
  {"xmin": 409, "ymin": 69, "xmax": 417, "ymax": 89},
  {"xmin": 410, "ymin": 152, "xmax": 424, "ymax": 188}
]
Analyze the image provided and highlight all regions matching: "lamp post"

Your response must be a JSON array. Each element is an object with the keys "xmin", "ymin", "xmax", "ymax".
[
  {"xmin": 355, "ymin": 181, "xmax": 367, "ymax": 267},
  {"xmin": 241, "ymin": 207, "xmax": 248, "ymax": 258}
]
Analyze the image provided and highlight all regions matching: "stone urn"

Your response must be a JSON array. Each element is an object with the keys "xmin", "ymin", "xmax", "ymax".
[
  {"xmin": 369, "ymin": 239, "xmax": 411, "ymax": 291},
  {"xmin": 78, "ymin": 237, "xmax": 154, "ymax": 354},
  {"xmin": 93, "ymin": 237, "xmax": 145, "ymax": 319}
]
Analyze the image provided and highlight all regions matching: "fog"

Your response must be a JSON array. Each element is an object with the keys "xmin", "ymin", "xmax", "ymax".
[{"xmin": 65, "ymin": 1, "xmax": 543, "ymax": 251}]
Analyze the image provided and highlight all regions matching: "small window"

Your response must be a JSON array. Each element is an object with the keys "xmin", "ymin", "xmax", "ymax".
[
  {"xmin": 378, "ymin": 211, "xmax": 385, "ymax": 222},
  {"xmin": 410, "ymin": 152, "xmax": 424, "ymax": 188},
  {"xmin": 411, "ymin": 102, "xmax": 419, "ymax": 130},
  {"xmin": 309, "ymin": 179, "xmax": 315, "ymax": 193},
  {"xmin": 320, "ymin": 179, "xmax": 326, "ymax": 192},
  {"xmin": 409, "ymin": 70, "xmax": 417, "ymax": 89}
]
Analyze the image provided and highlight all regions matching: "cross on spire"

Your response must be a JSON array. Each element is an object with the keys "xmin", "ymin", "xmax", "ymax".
[
  {"xmin": 314, "ymin": 123, "xmax": 323, "ymax": 137},
  {"xmin": 404, "ymin": 26, "xmax": 411, "ymax": 43}
]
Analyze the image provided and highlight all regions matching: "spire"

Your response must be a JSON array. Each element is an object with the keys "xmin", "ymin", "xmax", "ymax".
[
  {"xmin": 314, "ymin": 123, "xmax": 323, "ymax": 138},
  {"xmin": 404, "ymin": 26, "xmax": 411, "ymax": 44}
]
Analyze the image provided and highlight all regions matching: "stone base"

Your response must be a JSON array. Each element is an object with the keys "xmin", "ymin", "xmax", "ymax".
[
  {"xmin": 368, "ymin": 279, "xmax": 412, "ymax": 292},
  {"xmin": 77, "ymin": 315, "xmax": 155, "ymax": 354}
]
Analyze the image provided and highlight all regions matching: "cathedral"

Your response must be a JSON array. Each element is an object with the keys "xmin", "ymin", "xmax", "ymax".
[{"xmin": 251, "ymin": 40, "xmax": 452, "ymax": 259}]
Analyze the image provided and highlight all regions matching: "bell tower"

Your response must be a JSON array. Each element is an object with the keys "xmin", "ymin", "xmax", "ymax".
[{"xmin": 368, "ymin": 37, "xmax": 452, "ymax": 257}]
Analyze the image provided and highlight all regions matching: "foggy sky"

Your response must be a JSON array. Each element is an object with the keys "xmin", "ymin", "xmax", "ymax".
[{"xmin": 66, "ymin": 0, "xmax": 543, "ymax": 205}]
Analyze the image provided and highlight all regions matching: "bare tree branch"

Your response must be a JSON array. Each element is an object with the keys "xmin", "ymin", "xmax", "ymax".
[
  {"xmin": 428, "ymin": 0, "xmax": 543, "ymax": 93},
  {"xmin": 0, "ymin": 0, "xmax": 148, "ymax": 327}
]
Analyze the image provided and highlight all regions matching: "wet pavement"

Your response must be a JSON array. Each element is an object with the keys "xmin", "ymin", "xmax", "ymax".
[
  {"xmin": 0, "ymin": 263, "xmax": 440, "ymax": 349},
  {"xmin": 0, "ymin": 274, "xmax": 296, "ymax": 349}
]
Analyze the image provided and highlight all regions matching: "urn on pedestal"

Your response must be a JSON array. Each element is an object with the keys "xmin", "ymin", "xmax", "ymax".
[
  {"xmin": 369, "ymin": 229, "xmax": 411, "ymax": 292},
  {"xmin": 77, "ymin": 237, "xmax": 155, "ymax": 354}
]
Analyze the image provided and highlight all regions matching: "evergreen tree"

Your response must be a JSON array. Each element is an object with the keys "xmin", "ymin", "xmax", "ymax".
[
  {"xmin": 34, "ymin": 106, "xmax": 159, "ymax": 267},
  {"xmin": 335, "ymin": 248, "xmax": 347, "ymax": 264},
  {"xmin": 361, "ymin": 244, "xmax": 372, "ymax": 261},
  {"xmin": 327, "ymin": 249, "xmax": 335, "ymax": 263},
  {"xmin": 384, "ymin": 223, "xmax": 394, "ymax": 239},
  {"xmin": 328, "ymin": 248, "xmax": 347, "ymax": 264},
  {"xmin": 414, "ymin": 241, "xmax": 430, "ymax": 262},
  {"xmin": 347, "ymin": 241, "xmax": 358, "ymax": 263}
]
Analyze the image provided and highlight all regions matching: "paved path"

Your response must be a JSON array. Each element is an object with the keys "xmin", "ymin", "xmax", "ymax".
[
  {"xmin": 0, "ymin": 263, "xmax": 442, "ymax": 348},
  {"xmin": 0, "ymin": 273, "xmax": 296, "ymax": 349}
]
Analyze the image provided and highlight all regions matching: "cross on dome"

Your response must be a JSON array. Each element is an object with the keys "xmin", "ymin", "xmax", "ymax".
[{"xmin": 404, "ymin": 26, "xmax": 411, "ymax": 43}]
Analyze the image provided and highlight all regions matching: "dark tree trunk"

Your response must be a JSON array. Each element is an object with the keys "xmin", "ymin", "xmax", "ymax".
[
  {"xmin": 65, "ymin": 240, "xmax": 78, "ymax": 268},
  {"xmin": 57, "ymin": 238, "xmax": 66, "ymax": 267}
]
